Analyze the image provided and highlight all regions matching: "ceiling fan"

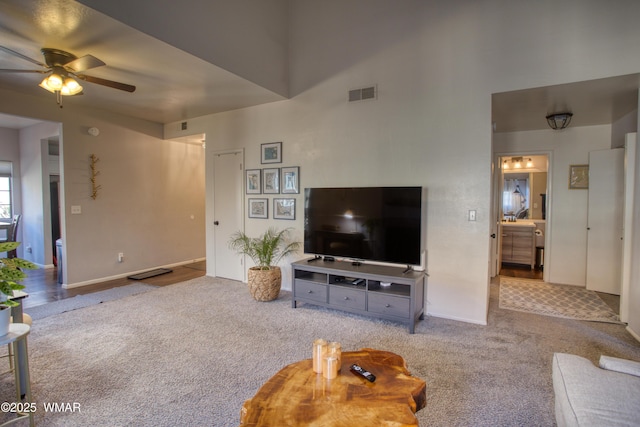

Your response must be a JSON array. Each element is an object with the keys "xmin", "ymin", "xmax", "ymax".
[{"xmin": 0, "ymin": 45, "xmax": 135, "ymax": 106}]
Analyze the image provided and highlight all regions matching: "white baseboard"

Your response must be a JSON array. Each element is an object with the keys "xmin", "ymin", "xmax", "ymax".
[
  {"xmin": 626, "ymin": 325, "xmax": 640, "ymax": 343},
  {"xmin": 62, "ymin": 258, "xmax": 206, "ymax": 289},
  {"xmin": 426, "ymin": 310, "xmax": 488, "ymax": 326}
]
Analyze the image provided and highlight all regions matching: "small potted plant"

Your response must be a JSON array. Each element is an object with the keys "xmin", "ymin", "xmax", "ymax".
[
  {"xmin": 229, "ymin": 227, "xmax": 300, "ymax": 301},
  {"xmin": 0, "ymin": 242, "xmax": 36, "ymax": 336}
]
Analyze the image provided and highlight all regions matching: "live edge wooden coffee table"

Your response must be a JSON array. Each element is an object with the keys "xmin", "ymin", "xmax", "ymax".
[{"xmin": 239, "ymin": 348, "xmax": 426, "ymax": 426}]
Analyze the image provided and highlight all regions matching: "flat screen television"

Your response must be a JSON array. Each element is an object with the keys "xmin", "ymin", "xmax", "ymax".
[{"xmin": 304, "ymin": 186, "xmax": 423, "ymax": 266}]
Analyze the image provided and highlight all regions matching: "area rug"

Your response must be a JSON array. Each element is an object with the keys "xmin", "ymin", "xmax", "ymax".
[
  {"xmin": 26, "ymin": 283, "xmax": 157, "ymax": 320},
  {"xmin": 499, "ymin": 277, "xmax": 622, "ymax": 324}
]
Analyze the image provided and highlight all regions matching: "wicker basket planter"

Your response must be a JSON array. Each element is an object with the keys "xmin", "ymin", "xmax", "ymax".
[{"xmin": 248, "ymin": 266, "xmax": 282, "ymax": 301}]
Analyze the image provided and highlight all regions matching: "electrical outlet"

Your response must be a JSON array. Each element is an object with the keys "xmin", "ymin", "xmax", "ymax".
[{"xmin": 71, "ymin": 205, "xmax": 82, "ymax": 214}]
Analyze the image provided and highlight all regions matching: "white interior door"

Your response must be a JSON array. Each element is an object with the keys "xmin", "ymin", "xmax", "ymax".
[
  {"xmin": 586, "ymin": 148, "xmax": 624, "ymax": 294},
  {"xmin": 213, "ymin": 150, "xmax": 244, "ymax": 281},
  {"xmin": 491, "ymin": 156, "xmax": 506, "ymax": 277}
]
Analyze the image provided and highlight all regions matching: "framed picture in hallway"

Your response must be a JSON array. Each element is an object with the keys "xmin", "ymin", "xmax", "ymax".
[{"xmin": 569, "ymin": 165, "xmax": 589, "ymax": 189}]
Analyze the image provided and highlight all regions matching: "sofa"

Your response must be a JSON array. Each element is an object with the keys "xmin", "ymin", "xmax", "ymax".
[{"xmin": 552, "ymin": 353, "xmax": 640, "ymax": 426}]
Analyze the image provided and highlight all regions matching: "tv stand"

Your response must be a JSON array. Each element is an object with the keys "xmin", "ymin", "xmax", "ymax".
[{"xmin": 291, "ymin": 258, "xmax": 426, "ymax": 333}]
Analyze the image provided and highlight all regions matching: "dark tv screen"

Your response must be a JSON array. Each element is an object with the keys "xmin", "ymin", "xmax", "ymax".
[{"xmin": 304, "ymin": 187, "xmax": 423, "ymax": 266}]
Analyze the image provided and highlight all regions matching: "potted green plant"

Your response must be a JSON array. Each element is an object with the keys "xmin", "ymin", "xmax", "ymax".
[
  {"xmin": 229, "ymin": 227, "xmax": 300, "ymax": 301},
  {"xmin": 0, "ymin": 242, "xmax": 36, "ymax": 336}
]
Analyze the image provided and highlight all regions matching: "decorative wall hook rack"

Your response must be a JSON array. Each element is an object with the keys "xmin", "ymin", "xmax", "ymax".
[{"xmin": 89, "ymin": 154, "xmax": 102, "ymax": 199}]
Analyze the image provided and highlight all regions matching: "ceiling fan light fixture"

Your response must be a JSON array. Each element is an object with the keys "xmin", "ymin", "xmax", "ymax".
[
  {"xmin": 546, "ymin": 112, "xmax": 573, "ymax": 130},
  {"xmin": 39, "ymin": 73, "xmax": 63, "ymax": 92},
  {"xmin": 39, "ymin": 74, "xmax": 82, "ymax": 96},
  {"xmin": 61, "ymin": 77, "xmax": 82, "ymax": 95}
]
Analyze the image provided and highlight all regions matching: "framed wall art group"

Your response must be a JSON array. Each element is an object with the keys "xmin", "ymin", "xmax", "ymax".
[{"xmin": 247, "ymin": 142, "xmax": 299, "ymax": 220}]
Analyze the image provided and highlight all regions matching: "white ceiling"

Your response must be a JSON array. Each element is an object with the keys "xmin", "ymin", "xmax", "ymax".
[
  {"xmin": 492, "ymin": 74, "xmax": 640, "ymax": 133},
  {"xmin": 0, "ymin": 0, "xmax": 284, "ymax": 127},
  {"xmin": 0, "ymin": 0, "xmax": 638, "ymax": 132}
]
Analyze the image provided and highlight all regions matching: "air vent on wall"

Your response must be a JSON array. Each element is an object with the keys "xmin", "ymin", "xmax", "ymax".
[{"xmin": 348, "ymin": 85, "xmax": 377, "ymax": 102}]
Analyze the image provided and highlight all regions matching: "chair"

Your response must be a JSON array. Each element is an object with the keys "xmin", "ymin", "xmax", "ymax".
[{"xmin": 1, "ymin": 214, "xmax": 21, "ymax": 258}]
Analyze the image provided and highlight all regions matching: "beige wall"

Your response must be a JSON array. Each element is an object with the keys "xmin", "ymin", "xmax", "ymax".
[
  {"xmin": 0, "ymin": 89, "xmax": 206, "ymax": 286},
  {"xmin": 166, "ymin": 0, "xmax": 640, "ymax": 325}
]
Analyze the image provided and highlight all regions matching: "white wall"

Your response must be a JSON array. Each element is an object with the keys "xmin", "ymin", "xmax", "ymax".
[
  {"xmin": 166, "ymin": 0, "xmax": 640, "ymax": 325},
  {"xmin": 627, "ymin": 108, "xmax": 640, "ymax": 340},
  {"xmin": 19, "ymin": 122, "xmax": 61, "ymax": 267},
  {"xmin": 0, "ymin": 88, "xmax": 206, "ymax": 286},
  {"xmin": 494, "ymin": 125, "xmax": 613, "ymax": 286}
]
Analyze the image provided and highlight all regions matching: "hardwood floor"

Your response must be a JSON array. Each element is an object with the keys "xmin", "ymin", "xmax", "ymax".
[
  {"xmin": 499, "ymin": 263, "xmax": 543, "ymax": 280},
  {"xmin": 20, "ymin": 261, "xmax": 207, "ymax": 310}
]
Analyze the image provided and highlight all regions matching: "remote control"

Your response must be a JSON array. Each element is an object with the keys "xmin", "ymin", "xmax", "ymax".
[{"xmin": 350, "ymin": 364, "xmax": 376, "ymax": 382}]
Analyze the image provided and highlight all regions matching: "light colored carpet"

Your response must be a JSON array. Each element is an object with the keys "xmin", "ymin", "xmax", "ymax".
[
  {"xmin": 499, "ymin": 277, "xmax": 622, "ymax": 324},
  {"xmin": 1, "ymin": 276, "xmax": 638, "ymax": 426}
]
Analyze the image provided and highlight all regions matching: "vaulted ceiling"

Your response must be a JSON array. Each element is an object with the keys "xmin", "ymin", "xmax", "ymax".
[{"xmin": 0, "ymin": 0, "xmax": 638, "ymax": 132}]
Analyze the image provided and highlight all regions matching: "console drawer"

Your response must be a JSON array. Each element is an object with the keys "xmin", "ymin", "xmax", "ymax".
[
  {"xmin": 329, "ymin": 287, "xmax": 366, "ymax": 311},
  {"xmin": 367, "ymin": 293, "xmax": 410, "ymax": 319},
  {"xmin": 294, "ymin": 280, "xmax": 328, "ymax": 303}
]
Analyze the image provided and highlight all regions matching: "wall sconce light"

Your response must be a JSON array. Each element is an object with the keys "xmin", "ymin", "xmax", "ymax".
[
  {"xmin": 546, "ymin": 112, "xmax": 573, "ymax": 130},
  {"xmin": 504, "ymin": 157, "xmax": 534, "ymax": 170}
]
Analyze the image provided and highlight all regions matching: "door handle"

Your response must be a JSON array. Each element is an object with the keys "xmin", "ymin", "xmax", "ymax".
[{"xmin": 214, "ymin": 221, "xmax": 219, "ymax": 226}]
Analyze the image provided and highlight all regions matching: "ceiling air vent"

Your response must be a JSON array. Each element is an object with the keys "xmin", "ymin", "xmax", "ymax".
[{"xmin": 348, "ymin": 85, "xmax": 377, "ymax": 102}]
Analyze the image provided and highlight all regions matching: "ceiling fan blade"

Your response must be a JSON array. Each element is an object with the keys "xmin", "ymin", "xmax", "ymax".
[
  {"xmin": 0, "ymin": 45, "xmax": 47, "ymax": 68},
  {"xmin": 76, "ymin": 74, "xmax": 136, "ymax": 93},
  {"xmin": 0, "ymin": 69, "xmax": 46, "ymax": 73},
  {"xmin": 64, "ymin": 54, "xmax": 105, "ymax": 73}
]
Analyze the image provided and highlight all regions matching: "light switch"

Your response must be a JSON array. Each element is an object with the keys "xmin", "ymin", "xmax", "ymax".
[
  {"xmin": 469, "ymin": 210, "xmax": 476, "ymax": 221},
  {"xmin": 71, "ymin": 205, "xmax": 82, "ymax": 214}
]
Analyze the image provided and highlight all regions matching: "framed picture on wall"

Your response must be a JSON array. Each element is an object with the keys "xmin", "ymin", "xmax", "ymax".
[
  {"xmin": 281, "ymin": 166, "xmax": 300, "ymax": 194},
  {"xmin": 274, "ymin": 198, "xmax": 296, "ymax": 220},
  {"xmin": 263, "ymin": 168, "xmax": 280, "ymax": 194},
  {"xmin": 261, "ymin": 142, "xmax": 282, "ymax": 164},
  {"xmin": 248, "ymin": 198, "xmax": 268, "ymax": 219},
  {"xmin": 569, "ymin": 164, "xmax": 589, "ymax": 189},
  {"xmin": 246, "ymin": 169, "xmax": 261, "ymax": 194}
]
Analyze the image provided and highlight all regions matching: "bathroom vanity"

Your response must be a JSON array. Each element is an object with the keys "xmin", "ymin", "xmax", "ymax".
[{"xmin": 501, "ymin": 222, "xmax": 536, "ymax": 268}]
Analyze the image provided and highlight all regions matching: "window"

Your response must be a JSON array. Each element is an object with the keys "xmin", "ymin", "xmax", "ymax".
[
  {"xmin": 0, "ymin": 177, "xmax": 10, "ymax": 220},
  {"xmin": 0, "ymin": 161, "xmax": 12, "ymax": 221}
]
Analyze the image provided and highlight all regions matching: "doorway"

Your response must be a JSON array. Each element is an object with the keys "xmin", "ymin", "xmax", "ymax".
[
  {"xmin": 212, "ymin": 149, "xmax": 244, "ymax": 281},
  {"xmin": 495, "ymin": 154, "xmax": 549, "ymax": 281}
]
